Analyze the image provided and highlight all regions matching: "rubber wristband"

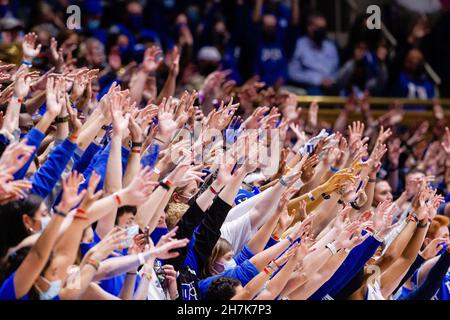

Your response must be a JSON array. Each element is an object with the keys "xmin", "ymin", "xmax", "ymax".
[
  {"xmin": 286, "ymin": 235, "xmax": 294, "ymax": 243},
  {"xmin": 368, "ymin": 178, "xmax": 376, "ymax": 183},
  {"xmin": 350, "ymin": 201, "xmax": 361, "ymax": 210},
  {"xmin": 272, "ymin": 235, "xmax": 280, "ymax": 241},
  {"xmin": 131, "ymin": 141, "xmax": 143, "ymax": 148},
  {"xmin": 53, "ymin": 208, "xmax": 67, "ymax": 218},
  {"xmin": 114, "ymin": 193, "xmax": 122, "ymax": 206},
  {"xmin": 132, "ymin": 149, "xmax": 141, "ymax": 154},
  {"xmin": 159, "ymin": 181, "xmax": 170, "ymax": 191},
  {"xmin": 164, "ymin": 179, "xmax": 173, "ymax": 188},
  {"xmin": 263, "ymin": 267, "xmax": 273, "ymax": 276},
  {"xmin": 272, "ymin": 259, "xmax": 281, "ymax": 269},
  {"xmin": 330, "ymin": 166, "xmax": 339, "ymax": 173},
  {"xmin": 85, "ymin": 258, "xmax": 100, "ymax": 271},
  {"xmin": 307, "ymin": 192, "xmax": 315, "ymax": 201},
  {"xmin": 21, "ymin": 60, "xmax": 32, "ymax": 67},
  {"xmin": 209, "ymin": 185, "xmax": 219, "ymax": 195},
  {"xmin": 127, "ymin": 272, "xmax": 137, "ymax": 276},
  {"xmin": 418, "ymin": 221, "xmax": 428, "ymax": 228},
  {"xmin": 55, "ymin": 116, "xmax": 69, "ymax": 123}
]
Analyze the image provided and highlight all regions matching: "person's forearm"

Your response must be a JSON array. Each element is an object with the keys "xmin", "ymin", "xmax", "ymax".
[
  {"xmin": 333, "ymin": 109, "xmax": 349, "ymax": 133},
  {"xmin": 288, "ymin": 250, "xmax": 347, "ymax": 300},
  {"xmin": 381, "ymin": 221, "xmax": 429, "ymax": 297},
  {"xmin": 25, "ymin": 90, "xmax": 46, "ymax": 114},
  {"xmin": 156, "ymin": 71, "xmax": 176, "ymax": 104},
  {"xmin": 196, "ymin": 179, "xmax": 225, "ymax": 212},
  {"xmin": 129, "ymin": 69, "xmax": 148, "ymax": 106},
  {"xmin": 119, "ymin": 273, "xmax": 138, "ymax": 300},
  {"xmin": 288, "ymin": 184, "xmax": 326, "ymax": 217},
  {"xmin": 95, "ymin": 135, "xmax": 122, "ymax": 238},
  {"xmin": 77, "ymin": 113, "xmax": 108, "ymax": 151},
  {"xmin": 250, "ymin": 238, "xmax": 291, "ymax": 271},
  {"xmin": 55, "ymin": 107, "xmax": 69, "ymax": 141},
  {"xmin": 1, "ymin": 97, "xmax": 21, "ymax": 135},
  {"xmin": 376, "ymin": 219, "xmax": 416, "ymax": 273},
  {"xmin": 59, "ymin": 264, "xmax": 97, "ymax": 300},
  {"xmin": 362, "ymin": 175, "xmax": 376, "ymax": 212},
  {"xmin": 232, "ymin": 271, "xmax": 270, "ymax": 300},
  {"xmin": 35, "ymin": 112, "xmax": 56, "ymax": 135},
  {"xmin": 309, "ymin": 193, "xmax": 340, "ymax": 236},
  {"xmin": 14, "ymin": 214, "xmax": 66, "ymax": 299},
  {"xmin": 123, "ymin": 152, "xmax": 141, "ymax": 187},
  {"xmin": 135, "ymin": 186, "xmax": 168, "ymax": 230},
  {"xmin": 146, "ymin": 187, "xmax": 174, "ymax": 234},
  {"xmin": 94, "ymin": 250, "xmax": 156, "ymax": 281},
  {"xmin": 256, "ymin": 255, "xmax": 297, "ymax": 300},
  {"xmin": 219, "ymin": 170, "xmax": 248, "ymax": 206}
]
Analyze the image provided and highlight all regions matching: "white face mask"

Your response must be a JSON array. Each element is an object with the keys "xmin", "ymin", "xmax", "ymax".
[
  {"xmin": 39, "ymin": 216, "xmax": 51, "ymax": 231},
  {"xmin": 37, "ymin": 277, "xmax": 61, "ymax": 300},
  {"xmin": 213, "ymin": 258, "xmax": 237, "ymax": 274}
]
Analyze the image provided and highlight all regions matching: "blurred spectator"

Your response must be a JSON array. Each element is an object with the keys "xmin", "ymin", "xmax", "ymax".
[
  {"xmin": 394, "ymin": 48, "xmax": 435, "ymax": 99},
  {"xmin": 288, "ymin": 12, "xmax": 339, "ymax": 95}
]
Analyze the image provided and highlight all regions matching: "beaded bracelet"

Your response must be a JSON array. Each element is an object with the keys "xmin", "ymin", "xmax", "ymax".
[{"xmin": 85, "ymin": 258, "xmax": 100, "ymax": 271}]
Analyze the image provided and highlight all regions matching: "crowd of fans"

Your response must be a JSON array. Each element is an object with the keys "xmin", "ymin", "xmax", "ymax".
[{"xmin": 0, "ymin": 0, "xmax": 449, "ymax": 301}]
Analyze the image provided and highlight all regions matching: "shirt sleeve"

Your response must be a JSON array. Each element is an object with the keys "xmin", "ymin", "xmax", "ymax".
[
  {"xmin": 30, "ymin": 138, "xmax": 77, "ymax": 198},
  {"xmin": 13, "ymin": 128, "xmax": 45, "ymax": 180}
]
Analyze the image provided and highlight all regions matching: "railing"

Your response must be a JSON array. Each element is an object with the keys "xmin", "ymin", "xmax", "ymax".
[
  {"xmin": 295, "ymin": 96, "xmax": 450, "ymax": 127},
  {"xmin": 296, "ymin": 96, "xmax": 450, "ymax": 107}
]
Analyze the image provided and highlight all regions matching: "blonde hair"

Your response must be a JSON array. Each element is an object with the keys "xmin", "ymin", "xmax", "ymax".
[
  {"xmin": 202, "ymin": 238, "xmax": 233, "ymax": 278},
  {"xmin": 165, "ymin": 202, "xmax": 190, "ymax": 229}
]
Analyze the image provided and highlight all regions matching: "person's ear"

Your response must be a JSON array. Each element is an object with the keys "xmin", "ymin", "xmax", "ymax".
[
  {"xmin": 172, "ymin": 192, "xmax": 181, "ymax": 203},
  {"xmin": 22, "ymin": 214, "xmax": 34, "ymax": 232}
]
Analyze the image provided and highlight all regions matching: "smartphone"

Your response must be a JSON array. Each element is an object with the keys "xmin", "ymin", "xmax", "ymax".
[{"xmin": 122, "ymin": 224, "xmax": 139, "ymax": 247}]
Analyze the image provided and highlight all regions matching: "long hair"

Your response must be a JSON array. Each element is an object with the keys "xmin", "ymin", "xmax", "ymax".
[
  {"xmin": 0, "ymin": 246, "xmax": 53, "ymax": 300},
  {"xmin": 202, "ymin": 238, "xmax": 233, "ymax": 278},
  {"xmin": 0, "ymin": 194, "xmax": 44, "ymax": 259}
]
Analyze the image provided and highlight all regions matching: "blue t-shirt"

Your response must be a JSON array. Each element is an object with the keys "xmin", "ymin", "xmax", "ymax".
[
  {"xmin": 0, "ymin": 272, "xmax": 60, "ymax": 300},
  {"xmin": 0, "ymin": 272, "xmax": 28, "ymax": 300},
  {"xmin": 198, "ymin": 259, "xmax": 259, "ymax": 299}
]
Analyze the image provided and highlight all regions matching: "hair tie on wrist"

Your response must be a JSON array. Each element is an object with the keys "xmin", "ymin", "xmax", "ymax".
[
  {"xmin": 330, "ymin": 166, "xmax": 339, "ymax": 173},
  {"xmin": 350, "ymin": 200, "xmax": 361, "ymax": 210},
  {"xmin": 286, "ymin": 235, "xmax": 294, "ymax": 243},
  {"xmin": 307, "ymin": 192, "xmax": 315, "ymax": 202},
  {"xmin": 53, "ymin": 208, "xmax": 67, "ymax": 218},
  {"xmin": 279, "ymin": 176, "xmax": 289, "ymax": 187}
]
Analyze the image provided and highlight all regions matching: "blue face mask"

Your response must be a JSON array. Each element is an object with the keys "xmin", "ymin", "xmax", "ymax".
[
  {"xmin": 128, "ymin": 14, "xmax": 143, "ymax": 30},
  {"xmin": 0, "ymin": 5, "xmax": 9, "ymax": 17},
  {"xmin": 37, "ymin": 277, "xmax": 61, "ymax": 300},
  {"xmin": 87, "ymin": 19, "xmax": 100, "ymax": 30}
]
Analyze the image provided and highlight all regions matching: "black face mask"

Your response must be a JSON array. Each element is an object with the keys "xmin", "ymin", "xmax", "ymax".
[
  {"xmin": 312, "ymin": 28, "xmax": 326, "ymax": 44},
  {"xmin": 414, "ymin": 61, "xmax": 426, "ymax": 76},
  {"xmin": 262, "ymin": 29, "xmax": 277, "ymax": 43}
]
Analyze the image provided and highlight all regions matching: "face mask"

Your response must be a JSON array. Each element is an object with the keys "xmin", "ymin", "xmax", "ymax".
[
  {"xmin": 223, "ymin": 258, "xmax": 237, "ymax": 270},
  {"xmin": 312, "ymin": 28, "xmax": 326, "ymax": 44},
  {"xmin": 0, "ymin": 4, "xmax": 9, "ymax": 16},
  {"xmin": 213, "ymin": 258, "xmax": 237, "ymax": 274},
  {"xmin": 37, "ymin": 277, "xmax": 61, "ymax": 300},
  {"xmin": 128, "ymin": 14, "xmax": 143, "ymax": 30},
  {"xmin": 40, "ymin": 215, "xmax": 51, "ymax": 231},
  {"xmin": 87, "ymin": 20, "xmax": 100, "ymax": 30}
]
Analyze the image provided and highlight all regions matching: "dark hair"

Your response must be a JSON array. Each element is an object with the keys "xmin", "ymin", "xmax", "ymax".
[
  {"xmin": 0, "ymin": 246, "xmax": 53, "ymax": 300},
  {"xmin": 307, "ymin": 12, "xmax": 326, "ymax": 25},
  {"xmin": 204, "ymin": 277, "xmax": 241, "ymax": 300},
  {"xmin": 115, "ymin": 205, "xmax": 137, "ymax": 224},
  {"xmin": 0, "ymin": 194, "xmax": 44, "ymax": 258}
]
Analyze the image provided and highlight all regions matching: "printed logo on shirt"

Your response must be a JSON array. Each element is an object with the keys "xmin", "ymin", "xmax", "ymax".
[{"xmin": 181, "ymin": 281, "xmax": 198, "ymax": 301}]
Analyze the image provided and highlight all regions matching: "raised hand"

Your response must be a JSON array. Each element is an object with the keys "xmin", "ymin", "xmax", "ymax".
[
  {"xmin": 121, "ymin": 167, "xmax": 159, "ymax": 205},
  {"xmin": 158, "ymin": 97, "xmax": 179, "ymax": 140},
  {"xmin": 152, "ymin": 228, "xmax": 189, "ymax": 259},
  {"xmin": 142, "ymin": 45, "xmax": 163, "ymax": 74},
  {"xmin": 46, "ymin": 77, "xmax": 64, "ymax": 116},
  {"xmin": 442, "ymin": 127, "xmax": 450, "ymax": 156},
  {"xmin": 78, "ymin": 171, "xmax": 103, "ymax": 211},
  {"xmin": 22, "ymin": 32, "xmax": 42, "ymax": 61},
  {"xmin": 87, "ymin": 227, "xmax": 128, "ymax": 262},
  {"xmin": 0, "ymin": 140, "xmax": 35, "ymax": 175},
  {"xmin": 242, "ymin": 106, "xmax": 269, "ymax": 130},
  {"xmin": 58, "ymin": 171, "xmax": 87, "ymax": 212},
  {"xmin": 13, "ymin": 70, "xmax": 32, "ymax": 99},
  {"xmin": 420, "ymin": 238, "xmax": 449, "ymax": 260}
]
